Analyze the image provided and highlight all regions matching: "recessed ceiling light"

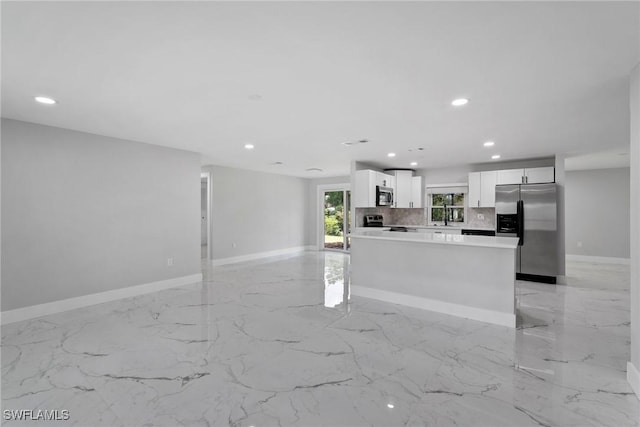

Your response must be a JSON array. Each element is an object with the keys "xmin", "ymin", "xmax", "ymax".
[
  {"xmin": 491, "ymin": 154, "xmax": 501, "ymax": 160},
  {"xmin": 271, "ymin": 161, "xmax": 283, "ymax": 165},
  {"xmin": 483, "ymin": 141, "xmax": 495, "ymax": 147},
  {"xmin": 306, "ymin": 167, "xmax": 323, "ymax": 172},
  {"xmin": 451, "ymin": 98, "xmax": 468, "ymax": 106},
  {"xmin": 387, "ymin": 403, "xmax": 395, "ymax": 409},
  {"xmin": 248, "ymin": 94, "xmax": 262, "ymax": 101},
  {"xmin": 410, "ymin": 162, "xmax": 418, "ymax": 166},
  {"xmin": 34, "ymin": 96, "xmax": 56, "ymax": 105},
  {"xmin": 244, "ymin": 144, "xmax": 254, "ymax": 150},
  {"xmin": 342, "ymin": 139, "xmax": 368, "ymax": 146},
  {"xmin": 619, "ymin": 152, "xmax": 629, "ymax": 156},
  {"xmin": 387, "ymin": 153, "xmax": 396, "ymax": 158}
]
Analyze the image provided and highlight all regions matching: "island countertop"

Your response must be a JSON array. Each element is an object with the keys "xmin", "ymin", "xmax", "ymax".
[
  {"xmin": 350, "ymin": 229, "xmax": 519, "ymax": 249},
  {"xmin": 385, "ymin": 224, "xmax": 496, "ymax": 232}
]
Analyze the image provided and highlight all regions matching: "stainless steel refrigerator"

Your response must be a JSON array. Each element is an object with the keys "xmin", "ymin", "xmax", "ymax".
[{"xmin": 495, "ymin": 183, "xmax": 557, "ymax": 283}]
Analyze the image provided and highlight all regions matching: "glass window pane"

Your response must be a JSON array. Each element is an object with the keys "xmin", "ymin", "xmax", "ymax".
[
  {"xmin": 431, "ymin": 208, "xmax": 444, "ymax": 221},
  {"xmin": 432, "ymin": 194, "xmax": 445, "ymax": 206},
  {"xmin": 450, "ymin": 207, "xmax": 464, "ymax": 222},
  {"xmin": 453, "ymin": 193, "xmax": 464, "ymax": 206},
  {"xmin": 444, "ymin": 194, "xmax": 453, "ymax": 205}
]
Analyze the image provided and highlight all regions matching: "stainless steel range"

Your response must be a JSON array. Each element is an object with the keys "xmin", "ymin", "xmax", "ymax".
[{"xmin": 363, "ymin": 214, "xmax": 384, "ymax": 227}]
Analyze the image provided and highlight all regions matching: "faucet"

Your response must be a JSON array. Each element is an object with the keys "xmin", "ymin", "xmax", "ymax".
[{"xmin": 444, "ymin": 204, "xmax": 448, "ymax": 226}]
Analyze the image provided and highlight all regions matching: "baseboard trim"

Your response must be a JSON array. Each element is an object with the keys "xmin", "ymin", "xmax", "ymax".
[
  {"xmin": 211, "ymin": 246, "xmax": 316, "ymax": 266},
  {"xmin": 1, "ymin": 273, "xmax": 203, "ymax": 325},
  {"xmin": 350, "ymin": 285, "xmax": 515, "ymax": 328},
  {"xmin": 566, "ymin": 254, "xmax": 630, "ymax": 265},
  {"xmin": 628, "ymin": 362, "xmax": 640, "ymax": 400}
]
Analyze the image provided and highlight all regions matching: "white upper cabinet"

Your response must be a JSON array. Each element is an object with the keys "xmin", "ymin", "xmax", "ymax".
[
  {"xmin": 381, "ymin": 170, "xmax": 423, "ymax": 208},
  {"xmin": 411, "ymin": 176, "xmax": 423, "ymax": 208},
  {"xmin": 480, "ymin": 170, "xmax": 497, "ymax": 206},
  {"xmin": 354, "ymin": 170, "xmax": 397, "ymax": 208},
  {"xmin": 524, "ymin": 167, "xmax": 555, "ymax": 184},
  {"xmin": 468, "ymin": 171, "xmax": 497, "ymax": 208},
  {"xmin": 468, "ymin": 172, "xmax": 481, "ymax": 207},
  {"xmin": 496, "ymin": 169, "xmax": 525, "ymax": 185},
  {"xmin": 496, "ymin": 167, "xmax": 555, "ymax": 185},
  {"xmin": 393, "ymin": 170, "xmax": 413, "ymax": 208},
  {"xmin": 354, "ymin": 170, "xmax": 377, "ymax": 208},
  {"xmin": 375, "ymin": 172, "xmax": 393, "ymax": 188}
]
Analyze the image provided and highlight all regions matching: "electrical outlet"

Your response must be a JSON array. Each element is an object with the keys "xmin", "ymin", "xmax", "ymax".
[
  {"xmin": 577, "ymin": 241, "xmax": 583, "ymax": 248},
  {"xmin": 477, "ymin": 214, "xmax": 485, "ymax": 220},
  {"xmin": 167, "ymin": 257, "xmax": 174, "ymax": 266}
]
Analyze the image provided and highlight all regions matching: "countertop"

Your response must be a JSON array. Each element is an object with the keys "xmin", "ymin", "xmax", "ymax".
[
  {"xmin": 385, "ymin": 224, "xmax": 496, "ymax": 231},
  {"xmin": 350, "ymin": 229, "xmax": 518, "ymax": 249}
]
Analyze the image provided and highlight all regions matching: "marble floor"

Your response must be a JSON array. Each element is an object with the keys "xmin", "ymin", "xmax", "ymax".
[{"xmin": 1, "ymin": 252, "xmax": 638, "ymax": 426}]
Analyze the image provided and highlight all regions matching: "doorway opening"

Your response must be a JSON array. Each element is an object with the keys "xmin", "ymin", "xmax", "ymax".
[
  {"xmin": 201, "ymin": 172, "xmax": 211, "ymax": 260},
  {"xmin": 321, "ymin": 188, "xmax": 351, "ymax": 252}
]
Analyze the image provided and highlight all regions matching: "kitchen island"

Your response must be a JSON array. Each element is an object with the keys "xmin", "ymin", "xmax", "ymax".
[{"xmin": 350, "ymin": 230, "xmax": 520, "ymax": 327}]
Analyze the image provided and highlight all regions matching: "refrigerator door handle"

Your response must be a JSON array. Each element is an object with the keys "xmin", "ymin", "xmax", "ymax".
[{"xmin": 517, "ymin": 200, "xmax": 524, "ymax": 245}]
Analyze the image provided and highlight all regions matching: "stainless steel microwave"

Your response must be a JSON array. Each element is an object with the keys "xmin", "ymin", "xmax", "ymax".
[{"xmin": 376, "ymin": 186, "xmax": 394, "ymax": 206}]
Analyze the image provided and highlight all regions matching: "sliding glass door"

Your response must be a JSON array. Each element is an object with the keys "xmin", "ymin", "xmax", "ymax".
[{"xmin": 323, "ymin": 189, "xmax": 351, "ymax": 252}]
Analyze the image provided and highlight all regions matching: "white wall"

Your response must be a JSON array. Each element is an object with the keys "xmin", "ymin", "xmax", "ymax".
[
  {"xmin": 555, "ymin": 155, "xmax": 566, "ymax": 277},
  {"xmin": 202, "ymin": 165, "xmax": 309, "ymax": 260},
  {"xmin": 201, "ymin": 180, "xmax": 207, "ymax": 246},
  {"xmin": 565, "ymin": 168, "xmax": 630, "ymax": 259},
  {"xmin": 629, "ymin": 63, "xmax": 640, "ymax": 395},
  {"xmin": 1, "ymin": 119, "xmax": 201, "ymax": 311}
]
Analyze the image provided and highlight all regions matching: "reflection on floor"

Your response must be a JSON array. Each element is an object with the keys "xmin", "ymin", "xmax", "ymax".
[{"xmin": 2, "ymin": 252, "xmax": 638, "ymax": 426}]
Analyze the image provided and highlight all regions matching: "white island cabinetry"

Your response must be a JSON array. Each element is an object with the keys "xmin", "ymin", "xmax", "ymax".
[{"xmin": 350, "ymin": 230, "xmax": 519, "ymax": 327}]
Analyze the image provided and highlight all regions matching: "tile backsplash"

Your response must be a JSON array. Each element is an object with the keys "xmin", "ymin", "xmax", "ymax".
[
  {"xmin": 355, "ymin": 207, "xmax": 496, "ymax": 229},
  {"xmin": 467, "ymin": 208, "xmax": 496, "ymax": 229},
  {"xmin": 355, "ymin": 207, "xmax": 424, "ymax": 227}
]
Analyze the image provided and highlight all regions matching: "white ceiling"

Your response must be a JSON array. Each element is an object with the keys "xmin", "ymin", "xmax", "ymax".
[{"xmin": 2, "ymin": 1, "xmax": 639, "ymax": 177}]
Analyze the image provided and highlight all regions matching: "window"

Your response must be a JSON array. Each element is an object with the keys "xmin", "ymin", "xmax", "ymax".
[{"xmin": 429, "ymin": 192, "xmax": 465, "ymax": 224}]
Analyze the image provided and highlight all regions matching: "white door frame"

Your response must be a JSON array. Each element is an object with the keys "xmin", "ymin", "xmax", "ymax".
[
  {"xmin": 201, "ymin": 172, "xmax": 212, "ymax": 261},
  {"xmin": 317, "ymin": 183, "xmax": 350, "ymax": 251}
]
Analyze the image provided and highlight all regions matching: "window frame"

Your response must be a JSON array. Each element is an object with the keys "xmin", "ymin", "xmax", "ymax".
[{"xmin": 427, "ymin": 192, "xmax": 467, "ymax": 225}]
